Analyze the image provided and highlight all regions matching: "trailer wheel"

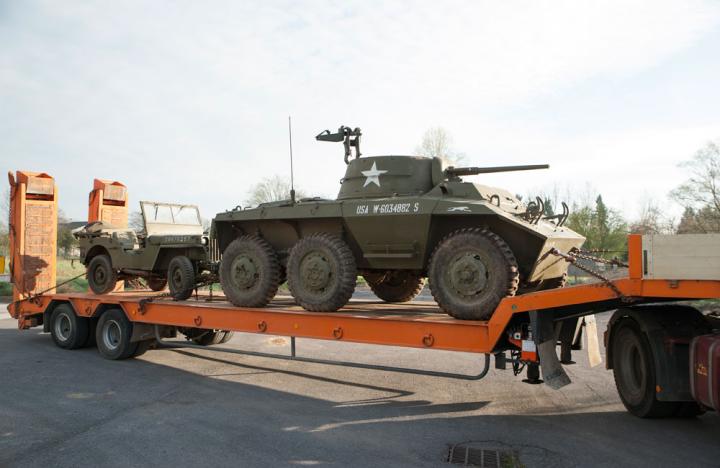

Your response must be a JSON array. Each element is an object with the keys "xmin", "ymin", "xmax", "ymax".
[
  {"xmin": 95, "ymin": 308, "xmax": 140, "ymax": 360},
  {"xmin": 168, "ymin": 255, "xmax": 196, "ymax": 300},
  {"xmin": 87, "ymin": 254, "xmax": 118, "ymax": 294},
  {"xmin": 610, "ymin": 319, "xmax": 678, "ymax": 418},
  {"xmin": 50, "ymin": 304, "xmax": 90, "ymax": 350}
]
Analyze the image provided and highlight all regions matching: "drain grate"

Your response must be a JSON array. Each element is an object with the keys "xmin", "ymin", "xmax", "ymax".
[{"xmin": 446, "ymin": 442, "xmax": 521, "ymax": 468}]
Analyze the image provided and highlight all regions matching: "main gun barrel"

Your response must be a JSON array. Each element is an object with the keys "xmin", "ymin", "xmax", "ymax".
[{"xmin": 445, "ymin": 164, "xmax": 549, "ymax": 177}]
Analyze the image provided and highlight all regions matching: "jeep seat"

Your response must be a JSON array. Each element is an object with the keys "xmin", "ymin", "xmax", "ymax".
[{"xmin": 111, "ymin": 230, "xmax": 140, "ymax": 250}]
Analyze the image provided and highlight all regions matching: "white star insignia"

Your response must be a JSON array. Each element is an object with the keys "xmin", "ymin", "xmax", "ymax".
[{"xmin": 361, "ymin": 162, "xmax": 388, "ymax": 187}]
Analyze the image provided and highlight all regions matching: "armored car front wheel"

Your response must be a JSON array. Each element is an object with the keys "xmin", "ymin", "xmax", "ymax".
[
  {"xmin": 428, "ymin": 228, "xmax": 519, "ymax": 320},
  {"xmin": 220, "ymin": 235, "xmax": 281, "ymax": 307},
  {"xmin": 287, "ymin": 234, "xmax": 357, "ymax": 312}
]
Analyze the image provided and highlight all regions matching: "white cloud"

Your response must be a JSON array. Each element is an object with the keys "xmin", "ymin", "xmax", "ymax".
[{"xmin": 1, "ymin": 0, "xmax": 719, "ymax": 220}]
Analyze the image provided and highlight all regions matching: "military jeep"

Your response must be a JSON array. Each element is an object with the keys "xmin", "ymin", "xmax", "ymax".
[{"xmin": 75, "ymin": 201, "xmax": 209, "ymax": 299}]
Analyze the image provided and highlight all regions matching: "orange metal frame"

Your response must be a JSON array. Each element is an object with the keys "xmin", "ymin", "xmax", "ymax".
[{"xmin": 6, "ymin": 167, "xmax": 720, "ymax": 355}]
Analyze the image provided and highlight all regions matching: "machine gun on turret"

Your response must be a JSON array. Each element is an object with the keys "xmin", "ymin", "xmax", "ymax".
[
  {"xmin": 444, "ymin": 164, "xmax": 549, "ymax": 181},
  {"xmin": 316, "ymin": 126, "xmax": 362, "ymax": 164}
]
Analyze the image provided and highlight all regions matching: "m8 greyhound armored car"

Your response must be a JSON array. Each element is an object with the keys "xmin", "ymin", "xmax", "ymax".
[{"xmin": 212, "ymin": 127, "xmax": 585, "ymax": 320}]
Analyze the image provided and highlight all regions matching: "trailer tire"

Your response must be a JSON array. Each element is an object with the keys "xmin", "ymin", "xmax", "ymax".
[
  {"xmin": 50, "ymin": 304, "xmax": 90, "ymax": 350},
  {"xmin": 610, "ymin": 319, "xmax": 678, "ymax": 418},
  {"xmin": 96, "ymin": 308, "xmax": 139, "ymax": 360},
  {"xmin": 219, "ymin": 330, "xmax": 234, "ymax": 344}
]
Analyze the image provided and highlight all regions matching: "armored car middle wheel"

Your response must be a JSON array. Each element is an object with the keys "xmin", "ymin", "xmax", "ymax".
[
  {"xmin": 428, "ymin": 227, "xmax": 519, "ymax": 320},
  {"xmin": 220, "ymin": 235, "xmax": 281, "ymax": 307},
  {"xmin": 287, "ymin": 233, "xmax": 357, "ymax": 312},
  {"xmin": 364, "ymin": 271, "xmax": 425, "ymax": 303}
]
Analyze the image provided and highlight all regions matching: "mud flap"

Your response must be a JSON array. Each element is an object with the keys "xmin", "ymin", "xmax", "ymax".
[
  {"xmin": 584, "ymin": 315, "xmax": 602, "ymax": 368},
  {"xmin": 530, "ymin": 310, "xmax": 571, "ymax": 389}
]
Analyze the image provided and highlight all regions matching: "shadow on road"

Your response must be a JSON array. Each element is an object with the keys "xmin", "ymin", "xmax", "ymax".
[{"xmin": 0, "ymin": 328, "xmax": 718, "ymax": 468}]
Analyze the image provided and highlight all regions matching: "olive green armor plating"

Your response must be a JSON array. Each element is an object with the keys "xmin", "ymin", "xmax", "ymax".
[{"xmin": 213, "ymin": 126, "xmax": 585, "ymax": 320}]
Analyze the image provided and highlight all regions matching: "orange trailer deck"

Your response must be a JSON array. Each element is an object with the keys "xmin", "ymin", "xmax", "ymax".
[{"xmin": 8, "ymin": 247, "xmax": 720, "ymax": 354}]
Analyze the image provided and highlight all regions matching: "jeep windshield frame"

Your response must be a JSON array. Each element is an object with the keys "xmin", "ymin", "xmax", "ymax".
[{"xmin": 140, "ymin": 201, "xmax": 203, "ymax": 236}]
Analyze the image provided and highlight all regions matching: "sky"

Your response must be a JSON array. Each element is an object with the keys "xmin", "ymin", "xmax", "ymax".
[{"xmin": 2, "ymin": 0, "xmax": 720, "ymax": 223}]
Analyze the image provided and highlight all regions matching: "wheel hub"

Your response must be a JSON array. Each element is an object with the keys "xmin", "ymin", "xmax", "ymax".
[
  {"xmin": 102, "ymin": 320, "xmax": 121, "ymax": 351},
  {"xmin": 300, "ymin": 253, "xmax": 332, "ymax": 290},
  {"xmin": 172, "ymin": 269, "xmax": 183, "ymax": 287},
  {"xmin": 54, "ymin": 313, "xmax": 71, "ymax": 341},
  {"xmin": 231, "ymin": 255, "xmax": 258, "ymax": 289},
  {"xmin": 94, "ymin": 266, "xmax": 107, "ymax": 285},
  {"xmin": 449, "ymin": 252, "xmax": 488, "ymax": 295}
]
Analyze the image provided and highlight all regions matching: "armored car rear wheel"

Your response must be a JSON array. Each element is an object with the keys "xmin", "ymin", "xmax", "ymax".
[
  {"xmin": 87, "ymin": 254, "xmax": 118, "ymax": 295},
  {"xmin": 220, "ymin": 235, "xmax": 281, "ymax": 307},
  {"xmin": 365, "ymin": 271, "xmax": 425, "ymax": 303},
  {"xmin": 287, "ymin": 234, "xmax": 357, "ymax": 312},
  {"xmin": 428, "ymin": 228, "xmax": 519, "ymax": 320}
]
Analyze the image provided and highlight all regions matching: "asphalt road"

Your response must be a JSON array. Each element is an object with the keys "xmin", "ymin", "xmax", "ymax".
[{"xmin": 1, "ymin": 297, "xmax": 719, "ymax": 468}]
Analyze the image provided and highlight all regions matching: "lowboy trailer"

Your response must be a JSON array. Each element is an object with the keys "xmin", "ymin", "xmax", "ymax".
[{"xmin": 5, "ymin": 170, "xmax": 720, "ymax": 418}]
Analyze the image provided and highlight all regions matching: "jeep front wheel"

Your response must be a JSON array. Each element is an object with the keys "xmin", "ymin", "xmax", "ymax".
[
  {"xmin": 87, "ymin": 254, "xmax": 118, "ymax": 294},
  {"xmin": 168, "ymin": 256, "xmax": 196, "ymax": 300}
]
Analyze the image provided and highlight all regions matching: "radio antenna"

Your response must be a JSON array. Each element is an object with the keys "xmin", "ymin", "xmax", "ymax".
[{"xmin": 288, "ymin": 116, "xmax": 296, "ymax": 203}]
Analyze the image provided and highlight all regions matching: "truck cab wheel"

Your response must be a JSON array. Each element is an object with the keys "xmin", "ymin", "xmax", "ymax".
[
  {"xmin": 95, "ymin": 308, "xmax": 140, "ymax": 360},
  {"xmin": 428, "ymin": 227, "xmax": 519, "ymax": 320},
  {"xmin": 87, "ymin": 254, "xmax": 118, "ymax": 294},
  {"xmin": 287, "ymin": 233, "xmax": 357, "ymax": 312},
  {"xmin": 168, "ymin": 255, "xmax": 196, "ymax": 300},
  {"xmin": 611, "ymin": 319, "xmax": 679, "ymax": 418},
  {"xmin": 50, "ymin": 304, "xmax": 90, "ymax": 349},
  {"xmin": 220, "ymin": 235, "xmax": 281, "ymax": 307}
]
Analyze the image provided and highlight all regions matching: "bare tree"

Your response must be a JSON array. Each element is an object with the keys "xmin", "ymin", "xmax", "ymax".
[
  {"xmin": 670, "ymin": 140, "xmax": 720, "ymax": 232},
  {"xmin": 630, "ymin": 198, "xmax": 674, "ymax": 235},
  {"xmin": 245, "ymin": 176, "xmax": 306, "ymax": 207},
  {"xmin": 415, "ymin": 127, "xmax": 465, "ymax": 167},
  {"xmin": 129, "ymin": 211, "xmax": 145, "ymax": 231}
]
